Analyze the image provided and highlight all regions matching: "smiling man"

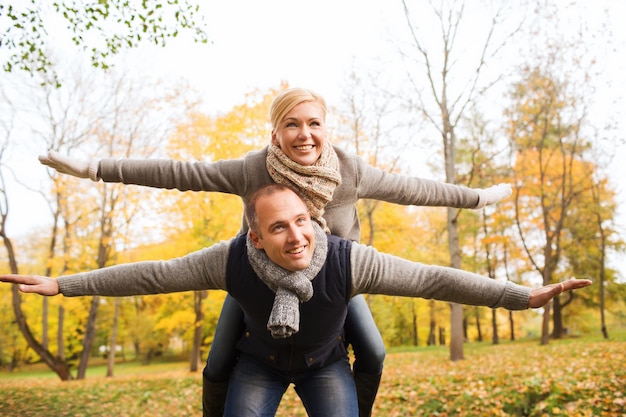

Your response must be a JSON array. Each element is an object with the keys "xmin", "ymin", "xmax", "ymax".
[{"xmin": 0, "ymin": 184, "xmax": 591, "ymax": 417}]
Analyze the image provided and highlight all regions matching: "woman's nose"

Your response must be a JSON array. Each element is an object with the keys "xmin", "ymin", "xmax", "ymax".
[{"xmin": 298, "ymin": 125, "xmax": 311, "ymax": 138}]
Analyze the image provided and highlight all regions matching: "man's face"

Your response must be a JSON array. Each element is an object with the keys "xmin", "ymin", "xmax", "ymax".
[
  {"xmin": 249, "ymin": 189, "xmax": 316, "ymax": 271},
  {"xmin": 271, "ymin": 101, "xmax": 326, "ymax": 166}
]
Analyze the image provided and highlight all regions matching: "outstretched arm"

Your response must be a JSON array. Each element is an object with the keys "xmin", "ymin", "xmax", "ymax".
[
  {"xmin": 0, "ymin": 240, "xmax": 232, "ymax": 297},
  {"xmin": 350, "ymin": 243, "xmax": 592, "ymax": 310},
  {"xmin": 39, "ymin": 150, "xmax": 256, "ymax": 195},
  {"xmin": 348, "ymin": 151, "xmax": 511, "ymax": 209},
  {"xmin": 0, "ymin": 274, "xmax": 59, "ymax": 296}
]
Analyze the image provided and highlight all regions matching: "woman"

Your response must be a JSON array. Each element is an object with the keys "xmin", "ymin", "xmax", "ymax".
[{"xmin": 40, "ymin": 87, "xmax": 511, "ymax": 417}]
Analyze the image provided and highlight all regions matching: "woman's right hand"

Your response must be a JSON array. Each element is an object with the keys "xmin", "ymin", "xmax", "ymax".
[{"xmin": 39, "ymin": 151, "xmax": 100, "ymax": 181}]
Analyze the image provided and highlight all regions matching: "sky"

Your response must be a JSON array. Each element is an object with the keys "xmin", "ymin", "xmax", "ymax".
[
  {"xmin": 132, "ymin": 0, "xmax": 400, "ymax": 111},
  {"xmin": 3, "ymin": 0, "xmax": 626, "ymax": 275}
]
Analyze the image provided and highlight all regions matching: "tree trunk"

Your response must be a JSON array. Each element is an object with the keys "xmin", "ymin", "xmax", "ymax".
[
  {"xmin": 42, "ymin": 206, "xmax": 60, "ymax": 352},
  {"xmin": 540, "ymin": 303, "xmax": 551, "ymax": 346},
  {"xmin": 463, "ymin": 317, "xmax": 468, "ymax": 341},
  {"xmin": 57, "ymin": 306, "xmax": 65, "ymax": 360},
  {"xmin": 42, "ymin": 298, "xmax": 49, "ymax": 350},
  {"xmin": 474, "ymin": 308, "xmax": 482, "ymax": 342},
  {"xmin": 427, "ymin": 300, "xmax": 436, "ymax": 346},
  {"xmin": 540, "ymin": 260, "xmax": 555, "ymax": 345},
  {"xmin": 552, "ymin": 296, "xmax": 564, "ymax": 338},
  {"xmin": 508, "ymin": 311, "xmax": 515, "ymax": 341},
  {"xmin": 450, "ymin": 304, "xmax": 463, "ymax": 358},
  {"xmin": 412, "ymin": 302, "xmax": 418, "ymax": 346},
  {"xmin": 2, "ymin": 227, "xmax": 73, "ymax": 380},
  {"xmin": 447, "ymin": 206, "xmax": 464, "ymax": 361},
  {"xmin": 107, "ymin": 298, "xmax": 121, "ymax": 377},
  {"xmin": 190, "ymin": 291, "xmax": 206, "ymax": 372},
  {"xmin": 77, "ymin": 203, "xmax": 113, "ymax": 379},
  {"xmin": 491, "ymin": 310, "xmax": 499, "ymax": 345},
  {"xmin": 11, "ymin": 284, "xmax": 74, "ymax": 380},
  {"xmin": 597, "ymin": 214, "xmax": 609, "ymax": 339},
  {"xmin": 77, "ymin": 296, "xmax": 99, "ymax": 379}
]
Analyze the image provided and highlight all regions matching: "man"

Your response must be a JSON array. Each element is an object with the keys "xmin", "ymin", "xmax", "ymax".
[{"xmin": 0, "ymin": 184, "xmax": 591, "ymax": 417}]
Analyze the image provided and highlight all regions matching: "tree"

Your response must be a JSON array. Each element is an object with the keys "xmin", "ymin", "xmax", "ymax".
[
  {"xmin": 0, "ymin": 0, "xmax": 208, "ymax": 86},
  {"xmin": 0, "ymin": 57, "xmax": 189, "ymax": 379},
  {"xmin": 69, "ymin": 71, "xmax": 186, "ymax": 378},
  {"xmin": 503, "ymin": 0, "xmax": 625, "ymax": 343},
  {"xmin": 562, "ymin": 165, "xmax": 622, "ymax": 339},
  {"xmin": 334, "ymin": 68, "xmax": 416, "ymax": 246},
  {"xmin": 506, "ymin": 63, "xmax": 601, "ymax": 344},
  {"xmin": 159, "ymin": 86, "xmax": 277, "ymax": 370},
  {"xmin": 333, "ymin": 67, "xmax": 439, "ymax": 346},
  {"xmin": 400, "ymin": 0, "xmax": 524, "ymax": 360},
  {"xmin": 0, "ymin": 132, "xmax": 75, "ymax": 379}
]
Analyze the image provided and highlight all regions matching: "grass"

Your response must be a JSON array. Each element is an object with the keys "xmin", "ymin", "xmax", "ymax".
[{"xmin": 1, "ymin": 334, "xmax": 624, "ymax": 416}]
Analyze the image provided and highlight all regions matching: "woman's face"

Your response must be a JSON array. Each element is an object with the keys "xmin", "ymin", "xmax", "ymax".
[{"xmin": 271, "ymin": 101, "xmax": 326, "ymax": 166}]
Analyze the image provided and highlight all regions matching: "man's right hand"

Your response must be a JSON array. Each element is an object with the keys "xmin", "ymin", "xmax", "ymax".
[{"xmin": 0, "ymin": 274, "xmax": 60, "ymax": 296}]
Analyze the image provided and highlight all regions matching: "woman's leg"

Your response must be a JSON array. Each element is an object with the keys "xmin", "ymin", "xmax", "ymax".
[
  {"xmin": 344, "ymin": 294, "xmax": 386, "ymax": 417},
  {"xmin": 203, "ymin": 294, "xmax": 246, "ymax": 417}
]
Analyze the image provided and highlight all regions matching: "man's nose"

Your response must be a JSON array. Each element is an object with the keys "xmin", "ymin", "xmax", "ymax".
[{"xmin": 286, "ymin": 225, "xmax": 303, "ymax": 242}]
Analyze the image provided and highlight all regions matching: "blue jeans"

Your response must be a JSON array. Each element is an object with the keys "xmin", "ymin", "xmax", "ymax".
[
  {"xmin": 224, "ymin": 354, "xmax": 358, "ymax": 417},
  {"xmin": 203, "ymin": 294, "xmax": 385, "ymax": 382}
]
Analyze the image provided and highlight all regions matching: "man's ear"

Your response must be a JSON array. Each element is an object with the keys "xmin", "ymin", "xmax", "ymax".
[{"xmin": 249, "ymin": 230, "xmax": 264, "ymax": 249}]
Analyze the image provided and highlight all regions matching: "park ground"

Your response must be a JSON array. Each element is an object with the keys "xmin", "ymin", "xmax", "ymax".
[{"xmin": 0, "ymin": 332, "xmax": 624, "ymax": 416}]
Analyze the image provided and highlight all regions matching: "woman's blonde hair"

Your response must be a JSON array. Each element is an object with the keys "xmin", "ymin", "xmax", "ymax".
[{"xmin": 269, "ymin": 88, "xmax": 327, "ymax": 129}]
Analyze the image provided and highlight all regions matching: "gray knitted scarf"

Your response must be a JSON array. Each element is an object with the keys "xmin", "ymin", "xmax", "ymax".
[
  {"xmin": 266, "ymin": 143, "xmax": 342, "ymax": 233},
  {"xmin": 246, "ymin": 222, "xmax": 328, "ymax": 339}
]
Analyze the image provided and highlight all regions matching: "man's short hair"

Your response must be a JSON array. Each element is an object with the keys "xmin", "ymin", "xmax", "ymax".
[{"xmin": 244, "ymin": 183, "xmax": 306, "ymax": 235}]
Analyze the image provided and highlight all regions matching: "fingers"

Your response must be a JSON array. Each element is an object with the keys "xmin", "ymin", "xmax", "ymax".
[
  {"xmin": 38, "ymin": 154, "xmax": 52, "ymax": 166},
  {"xmin": 561, "ymin": 278, "xmax": 593, "ymax": 291},
  {"xmin": 552, "ymin": 279, "xmax": 592, "ymax": 296},
  {"xmin": 0, "ymin": 274, "xmax": 35, "ymax": 284},
  {"xmin": 38, "ymin": 151, "xmax": 63, "ymax": 169},
  {"xmin": 493, "ymin": 183, "xmax": 512, "ymax": 199}
]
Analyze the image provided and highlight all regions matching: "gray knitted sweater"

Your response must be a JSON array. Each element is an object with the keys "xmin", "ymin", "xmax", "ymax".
[
  {"xmin": 99, "ymin": 146, "xmax": 483, "ymax": 241},
  {"xmin": 58, "ymin": 238, "xmax": 531, "ymax": 311}
]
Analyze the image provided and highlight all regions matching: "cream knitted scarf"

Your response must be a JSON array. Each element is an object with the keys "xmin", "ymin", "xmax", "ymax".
[
  {"xmin": 266, "ymin": 143, "xmax": 342, "ymax": 232},
  {"xmin": 246, "ymin": 222, "xmax": 328, "ymax": 339}
]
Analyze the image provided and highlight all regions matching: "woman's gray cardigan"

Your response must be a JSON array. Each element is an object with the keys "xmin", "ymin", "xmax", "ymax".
[{"xmin": 98, "ymin": 146, "xmax": 484, "ymax": 240}]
